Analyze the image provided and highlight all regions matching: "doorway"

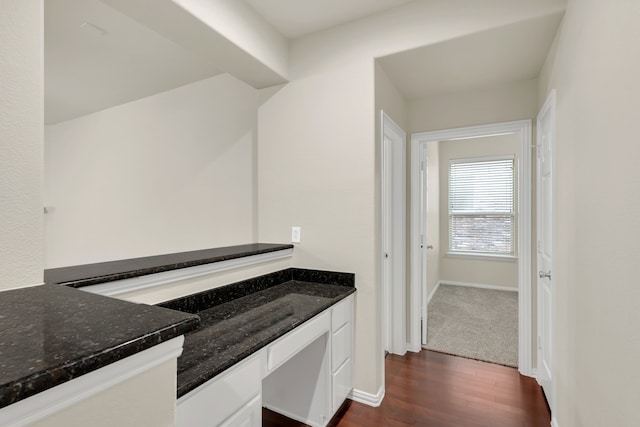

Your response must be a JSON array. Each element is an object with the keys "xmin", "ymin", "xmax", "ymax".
[{"xmin": 410, "ymin": 120, "xmax": 533, "ymax": 376}]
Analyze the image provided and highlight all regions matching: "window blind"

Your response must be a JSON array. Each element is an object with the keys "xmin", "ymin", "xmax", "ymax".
[{"xmin": 448, "ymin": 157, "xmax": 515, "ymax": 255}]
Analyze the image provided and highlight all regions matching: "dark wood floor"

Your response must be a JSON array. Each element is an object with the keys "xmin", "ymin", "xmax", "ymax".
[{"xmin": 264, "ymin": 350, "xmax": 550, "ymax": 427}]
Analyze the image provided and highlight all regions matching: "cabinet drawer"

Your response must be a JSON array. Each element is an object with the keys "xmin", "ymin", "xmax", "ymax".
[
  {"xmin": 219, "ymin": 395, "xmax": 261, "ymax": 427},
  {"xmin": 331, "ymin": 296, "xmax": 352, "ymax": 332},
  {"xmin": 267, "ymin": 311, "xmax": 330, "ymax": 372},
  {"xmin": 331, "ymin": 322, "xmax": 352, "ymax": 373},
  {"xmin": 177, "ymin": 355, "xmax": 261, "ymax": 427},
  {"xmin": 332, "ymin": 358, "xmax": 352, "ymax": 413}
]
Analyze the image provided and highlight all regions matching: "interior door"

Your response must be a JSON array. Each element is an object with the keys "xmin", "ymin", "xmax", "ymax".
[
  {"xmin": 419, "ymin": 144, "xmax": 428, "ymax": 345},
  {"xmin": 381, "ymin": 111, "xmax": 406, "ymax": 356},
  {"xmin": 537, "ymin": 90, "xmax": 556, "ymax": 413},
  {"xmin": 382, "ymin": 134, "xmax": 393, "ymax": 353}
]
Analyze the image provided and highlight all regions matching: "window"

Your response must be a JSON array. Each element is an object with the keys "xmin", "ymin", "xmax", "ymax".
[{"xmin": 448, "ymin": 156, "xmax": 515, "ymax": 256}]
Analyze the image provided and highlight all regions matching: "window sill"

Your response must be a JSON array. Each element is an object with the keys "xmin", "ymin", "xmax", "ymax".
[{"xmin": 446, "ymin": 252, "xmax": 518, "ymax": 262}]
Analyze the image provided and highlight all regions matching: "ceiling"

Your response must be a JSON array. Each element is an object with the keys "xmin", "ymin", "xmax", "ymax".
[
  {"xmin": 377, "ymin": 13, "xmax": 564, "ymax": 100},
  {"xmin": 45, "ymin": 0, "xmax": 223, "ymax": 124},
  {"xmin": 46, "ymin": 0, "xmax": 562, "ymax": 125},
  {"xmin": 243, "ymin": 0, "xmax": 415, "ymax": 38}
]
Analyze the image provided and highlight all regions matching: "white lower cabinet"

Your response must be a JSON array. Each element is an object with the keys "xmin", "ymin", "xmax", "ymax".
[
  {"xmin": 332, "ymin": 359, "xmax": 352, "ymax": 413},
  {"xmin": 219, "ymin": 396, "xmax": 262, "ymax": 427},
  {"xmin": 177, "ymin": 295, "xmax": 354, "ymax": 427},
  {"xmin": 331, "ymin": 295, "xmax": 354, "ymax": 414},
  {"xmin": 176, "ymin": 353, "xmax": 262, "ymax": 427}
]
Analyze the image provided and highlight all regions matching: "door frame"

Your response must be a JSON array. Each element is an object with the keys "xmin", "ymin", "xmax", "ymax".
[
  {"xmin": 536, "ymin": 89, "xmax": 556, "ymax": 415},
  {"xmin": 381, "ymin": 111, "xmax": 407, "ymax": 356},
  {"xmin": 409, "ymin": 120, "xmax": 533, "ymax": 377}
]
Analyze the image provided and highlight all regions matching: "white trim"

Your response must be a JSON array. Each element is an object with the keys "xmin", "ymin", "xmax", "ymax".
[
  {"xmin": 3, "ymin": 282, "xmax": 45, "ymax": 291},
  {"xmin": 445, "ymin": 252, "xmax": 517, "ymax": 261},
  {"xmin": 551, "ymin": 417, "xmax": 559, "ymax": 427},
  {"xmin": 405, "ymin": 341, "xmax": 420, "ymax": 353},
  {"xmin": 0, "ymin": 337, "xmax": 184, "ymax": 427},
  {"xmin": 427, "ymin": 281, "xmax": 441, "ymax": 304},
  {"xmin": 410, "ymin": 120, "xmax": 533, "ymax": 376},
  {"xmin": 439, "ymin": 281, "xmax": 519, "ymax": 293},
  {"xmin": 449, "ymin": 154, "xmax": 515, "ymax": 164},
  {"xmin": 349, "ymin": 385, "xmax": 385, "ymax": 407},
  {"xmin": 81, "ymin": 248, "xmax": 293, "ymax": 297},
  {"xmin": 380, "ymin": 110, "xmax": 407, "ymax": 358}
]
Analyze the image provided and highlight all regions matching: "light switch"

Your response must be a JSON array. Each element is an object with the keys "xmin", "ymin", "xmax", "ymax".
[{"xmin": 291, "ymin": 226, "xmax": 301, "ymax": 243}]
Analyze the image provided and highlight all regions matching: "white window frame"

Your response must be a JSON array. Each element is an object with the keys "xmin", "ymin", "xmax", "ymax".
[{"xmin": 447, "ymin": 154, "xmax": 517, "ymax": 258}]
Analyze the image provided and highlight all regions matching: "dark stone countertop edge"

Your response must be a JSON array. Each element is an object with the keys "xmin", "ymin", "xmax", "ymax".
[
  {"xmin": 176, "ymin": 287, "xmax": 356, "ymax": 397},
  {"xmin": 0, "ymin": 313, "xmax": 199, "ymax": 409},
  {"xmin": 44, "ymin": 243, "xmax": 294, "ymax": 288}
]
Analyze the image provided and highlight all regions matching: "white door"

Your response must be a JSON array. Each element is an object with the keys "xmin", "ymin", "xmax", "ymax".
[
  {"xmin": 419, "ymin": 144, "xmax": 428, "ymax": 345},
  {"xmin": 381, "ymin": 111, "xmax": 406, "ymax": 356},
  {"xmin": 537, "ymin": 90, "xmax": 556, "ymax": 413},
  {"xmin": 382, "ymin": 132, "xmax": 393, "ymax": 353}
]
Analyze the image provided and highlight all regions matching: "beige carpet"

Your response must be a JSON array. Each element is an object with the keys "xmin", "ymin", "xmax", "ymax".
[{"xmin": 425, "ymin": 285, "xmax": 518, "ymax": 367}]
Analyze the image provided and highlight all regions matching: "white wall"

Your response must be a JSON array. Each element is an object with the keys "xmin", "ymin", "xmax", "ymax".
[
  {"xmin": 45, "ymin": 74, "xmax": 259, "ymax": 268},
  {"xmin": 538, "ymin": 1, "xmax": 640, "ymax": 425},
  {"xmin": 408, "ymin": 79, "xmax": 539, "ymax": 133},
  {"xmin": 438, "ymin": 134, "xmax": 519, "ymax": 289},
  {"xmin": 258, "ymin": 0, "xmax": 565, "ymax": 397},
  {"xmin": 0, "ymin": 0, "xmax": 44, "ymax": 291}
]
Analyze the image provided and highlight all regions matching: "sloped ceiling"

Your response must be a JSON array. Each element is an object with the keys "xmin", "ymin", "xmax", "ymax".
[{"xmin": 378, "ymin": 13, "xmax": 564, "ymax": 99}]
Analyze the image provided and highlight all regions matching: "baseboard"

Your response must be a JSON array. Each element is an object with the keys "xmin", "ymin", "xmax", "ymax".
[
  {"xmin": 406, "ymin": 341, "xmax": 421, "ymax": 353},
  {"xmin": 350, "ymin": 385, "xmax": 385, "ymax": 407},
  {"xmin": 427, "ymin": 281, "xmax": 441, "ymax": 304},
  {"xmin": 439, "ymin": 280, "xmax": 518, "ymax": 292},
  {"xmin": 551, "ymin": 417, "xmax": 559, "ymax": 427}
]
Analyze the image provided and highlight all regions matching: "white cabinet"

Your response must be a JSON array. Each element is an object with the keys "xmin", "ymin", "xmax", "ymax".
[
  {"xmin": 219, "ymin": 396, "xmax": 262, "ymax": 427},
  {"xmin": 176, "ymin": 295, "xmax": 354, "ymax": 427},
  {"xmin": 176, "ymin": 352, "xmax": 263, "ymax": 427},
  {"xmin": 330, "ymin": 295, "xmax": 354, "ymax": 413}
]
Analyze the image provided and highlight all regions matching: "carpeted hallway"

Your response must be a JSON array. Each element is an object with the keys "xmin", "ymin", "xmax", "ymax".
[{"xmin": 425, "ymin": 284, "xmax": 518, "ymax": 367}]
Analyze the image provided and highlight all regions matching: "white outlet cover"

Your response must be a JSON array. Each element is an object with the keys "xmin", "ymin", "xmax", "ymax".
[{"xmin": 291, "ymin": 226, "xmax": 301, "ymax": 243}]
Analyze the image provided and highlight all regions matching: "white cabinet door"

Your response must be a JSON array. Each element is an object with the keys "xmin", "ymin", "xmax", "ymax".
[
  {"xmin": 332, "ymin": 359, "xmax": 352, "ymax": 413},
  {"xmin": 331, "ymin": 295, "xmax": 354, "ymax": 412},
  {"xmin": 177, "ymin": 355, "xmax": 261, "ymax": 427},
  {"xmin": 219, "ymin": 395, "xmax": 261, "ymax": 427}
]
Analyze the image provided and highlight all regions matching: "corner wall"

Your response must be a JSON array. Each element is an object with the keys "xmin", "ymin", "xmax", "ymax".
[
  {"xmin": 538, "ymin": 0, "xmax": 640, "ymax": 424},
  {"xmin": 257, "ymin": 0, "xmax": 565, "ymax": 397},
  {"xmin": 0, "ymin": 0, "xmax": 44, "ymax": 291}
]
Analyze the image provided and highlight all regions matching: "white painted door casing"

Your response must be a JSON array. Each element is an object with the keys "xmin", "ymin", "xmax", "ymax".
[
  {"xmin": 536, "ymin": 90, "xmax": 556, "ymax": 414},
  {"xmin": 381, "ymin": 111, "xmax": 407, "ymax": 356}
]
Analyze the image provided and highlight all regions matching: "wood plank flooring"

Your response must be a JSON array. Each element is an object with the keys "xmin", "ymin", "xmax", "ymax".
[{"xmin": 263, "ymin": 350, "xmax": 550, "ymax": 427}]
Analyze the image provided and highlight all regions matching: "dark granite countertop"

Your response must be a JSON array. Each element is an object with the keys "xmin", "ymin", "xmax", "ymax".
[
  {"xmin": 44, "ymin": 243, "xmax": 293, "ymax": 288},
  {"xmin": 159, "ymin": 269, "xmax": 355, "ymax": 397},
  {"xmin": 0, "ymin": 285, "xmax": 199, "ymax": 410}
]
